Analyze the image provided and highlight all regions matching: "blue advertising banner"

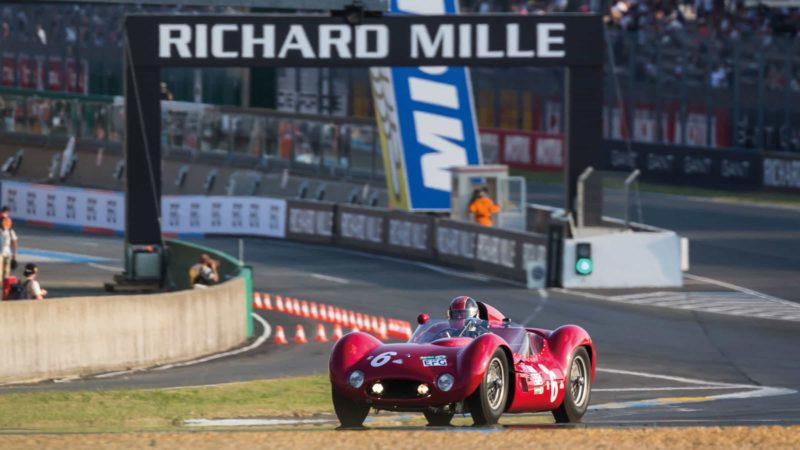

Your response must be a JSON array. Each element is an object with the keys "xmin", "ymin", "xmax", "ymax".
[{"xmin": 372, "ymin": 0, "xmax": 483, "ymax": 211}]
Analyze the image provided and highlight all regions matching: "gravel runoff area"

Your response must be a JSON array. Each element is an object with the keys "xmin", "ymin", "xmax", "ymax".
[{"xmin": 1, "ymin": 427, "xmax": 799, "ymax": 449}]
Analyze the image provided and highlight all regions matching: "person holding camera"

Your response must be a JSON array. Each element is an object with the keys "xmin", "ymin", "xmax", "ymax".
[{"xmin": 189, "ymin": 253, "xmax": 219, "ymax": 288}]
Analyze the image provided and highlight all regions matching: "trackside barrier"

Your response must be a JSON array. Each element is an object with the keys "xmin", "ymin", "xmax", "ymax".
[
  {"xmin": 165, "ymin": 239, "xmax": 254, "ymax": 338},
  {"xmin": 254, "ymin": 291, "xmax": 410, "ymax": 340},
  {"xmin": 0, "ymin": 278, "xmax": 247, "ymax": 384},
  {"xmin": 0, "ymin": 180, "xmax": 550, "ymax": 285},
  {"xmin": 283, "ymin": 201, "xmax": 549, "ymax": 283}
]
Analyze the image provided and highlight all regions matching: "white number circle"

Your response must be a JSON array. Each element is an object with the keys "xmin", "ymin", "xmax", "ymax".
[{"xmin": 370, "ymin": 351, "xmax": 398, "ymax": 368}]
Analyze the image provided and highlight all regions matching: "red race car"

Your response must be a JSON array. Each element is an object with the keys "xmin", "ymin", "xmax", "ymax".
[{"xmin": 329, "ymin": 296, "xmax": 595, "ymax": 427}]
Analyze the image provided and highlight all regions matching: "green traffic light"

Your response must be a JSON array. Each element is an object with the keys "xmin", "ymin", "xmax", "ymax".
[{"xmin": 575, "ymin": 258, "xmax": 593, "ymax": 275}]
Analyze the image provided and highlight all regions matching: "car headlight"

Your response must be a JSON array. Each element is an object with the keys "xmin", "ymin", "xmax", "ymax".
[
  {"xmin": 417, "ymin": 383, "xmax": 430, "ymax": 396},
  {"xmin": 348, "ymin": 370, "xmax": 364, "ymax": 388},
  {"xmin": 437, "ymin": 373, "xmax": 455, "ymax": 392}
]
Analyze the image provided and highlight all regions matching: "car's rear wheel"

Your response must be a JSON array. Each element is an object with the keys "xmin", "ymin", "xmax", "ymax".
[
  {"xmin": 553, "ymin": 347, "xmax": 592, "ymax": 423},
  {"xmin": 332, "ymin": 388, "xmax": 370, "ymax": 428},
  {"xmin": 467, "ymin": 348, "xmax": 509, "ymax": 426},
  {"xmin": 424, "ymin": 411, "xmax": 455, "ymax": 426}
]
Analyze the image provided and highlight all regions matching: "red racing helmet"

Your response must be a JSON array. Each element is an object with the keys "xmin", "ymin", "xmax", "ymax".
[{"xmin": 448, "ymin": 296, "xmax": 479, "ymax": 320}]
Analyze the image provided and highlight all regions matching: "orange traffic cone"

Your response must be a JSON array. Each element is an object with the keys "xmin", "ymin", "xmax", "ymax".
[
  {"xmin": 253, "ymin": 292, "xmax": 263, "ymax": 310},
  {"xmin": 351, "ymin": 326, "xmax": 360, "ymax": 333},
  {"xmin": 293, "ymin": 298, "xmax": 302, "ymax": 316},
  {"xmin": 356, "ymin": 313, "xmax": 364, "ymax": 330},
  {"xmin": 276, "ymin": 295, "xmax": 285, "ymax": 313},
  {"xmin": 403, "ymin": 321, "xmax": 413, "ymax": 339},
  {"xmin": 319, "ymin": 304, "xmax": 328, "ymax": 321},
  {"xmin": 332, "ymin": 324, "xmax": 343, "ymax": 341},
  {"xmin": 379, "ymin": 318, "xmax": 388, "ymax": 340},
  {"xmin": 315, "ymin": 323, "xmax": 329, "ymax": 342},
  {"xmin": 284, "ymin": 297, "xmax": 294, "ymax": 315},
  {"xmin": 273, "ymin": 326, "xmax": 288, "ymax": 345},
  {"xmin": 310, "ymin": 302, "xmax": 319, "ymax": 319},
  {"xmin": 263, "ymin": 293, "xmax": 273, "ymax": 310},
  {"xmin": 301, "ymin": 301, "xmax": 310, "ymax": 318},
  {"xmin": 349, "ymin": 311, "xmax": 356, "ymax": 328},
  {"xmin": 294, "ymin": 324, "xmax": 308, "ymax": 344},
  {"xmin": 371, "ymin": 316, "xmax": 379, "ymax": 333}
]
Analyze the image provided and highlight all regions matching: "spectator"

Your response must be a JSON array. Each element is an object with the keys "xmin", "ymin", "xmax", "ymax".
[
  {"xmin": 0, "ymin": 206, "xmax": 9, "ymax": 219},
  {"xmin": 710, "ymin": 63, "xmax": 729, "ymax": 88},
  {"xmin": 160, "ymin": 82, "xmax": 174, "ymax": 101},
  {"xmin": 35, "ymin": 22, "xmax": 46, "ymax": 45},
  {"xmin": 0, "ymin": 21, "xmax": 9, "ymax": 41},
  {"xmin": 468, "ymin": 187, "xmax": 502, "ymax": 227},
  {"xmin": 189, "ymin": 253, "xmax": 219, "ymax": 288},
  {"xmin": 23, "ymin": 263, "xmax": 47, "ymax": 300},
  {"xmin": 0, "ymin": 216, "xmax": 17, "ymax": 281}
]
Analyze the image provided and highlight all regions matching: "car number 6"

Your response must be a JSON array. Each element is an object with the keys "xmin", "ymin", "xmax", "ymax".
[{"xmin": 370, "ymin": 351, "xmax": 398, "ymax": 367}]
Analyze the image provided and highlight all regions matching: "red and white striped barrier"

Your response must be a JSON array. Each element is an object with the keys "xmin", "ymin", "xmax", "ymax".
[{"xmin": 252, "ymin": 291, "xmax": 415, "ymax": 342}]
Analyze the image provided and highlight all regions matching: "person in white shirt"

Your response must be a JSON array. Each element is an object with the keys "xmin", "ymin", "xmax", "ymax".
[
  {"xmin": 0, "ymin": 216, "xmax": 18, "ymax": 281},
  {"xmin": 23, "ymin": 263, "xmax": 47, "ymax": 300}
]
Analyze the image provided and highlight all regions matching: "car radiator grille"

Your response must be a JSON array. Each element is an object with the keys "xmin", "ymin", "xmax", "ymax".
[{"xmin": 379, "ymin": 380, "xmax": 425, "ymax": 399}]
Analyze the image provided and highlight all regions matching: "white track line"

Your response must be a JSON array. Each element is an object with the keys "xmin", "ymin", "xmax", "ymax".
[
  {"xmin": 590, "ymin": 367, "xmax": 797, "ymax": 411},
  {"xmin": 598, "ymin": 367, "xmax": 752, "ymax": 388},
  {"xmin": 154, "ymin": 314, "xmax": 271, "ymax": 371},
  {"xmin": 413, "ymin": 263, "xmax": 492, "ymax": 283},
  {"xmin": 94, "ymin": 313, "xmax": 270, "ymax": 379},
  {"xmin": 684, "ymin": 273, "xmax": 800, "ymax": 308},
  {"xmin": 87, "ymin": 263, "xmax": 124, "ymax": 272},
  {"xmin": 310, "ymin": 273, "xmax": 350, "ymax": 284},
  {"xmin": 593, "ymin": 386, "xmax": 741, "ymax": 392}
]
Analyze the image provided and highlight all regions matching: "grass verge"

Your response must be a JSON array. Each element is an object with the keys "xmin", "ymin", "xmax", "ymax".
[
  {"xmin": 0, "ymin": 374, "xmax": 331, "ymax": 432},
  {"xmin": 510, "ymin": 169, "xmax": 800, "ymax": 207}
]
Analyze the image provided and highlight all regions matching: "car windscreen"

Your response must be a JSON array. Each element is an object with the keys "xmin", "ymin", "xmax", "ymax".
[
  {"xmin": 410, "ymin": 319, "xmax": 530, "ymax": 354},
  {"xmin": 409, "ymin": 319, "xmax": 489, "ymax": 343}
]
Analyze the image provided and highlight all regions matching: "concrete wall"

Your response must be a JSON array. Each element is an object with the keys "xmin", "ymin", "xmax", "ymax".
[
  {"xmin": 0, "ymin": 277, "xmax": 247, "ymax": 384},
  {"xmin": 562, "ymin": 231, "xmax": 683, "ymax": 289}
]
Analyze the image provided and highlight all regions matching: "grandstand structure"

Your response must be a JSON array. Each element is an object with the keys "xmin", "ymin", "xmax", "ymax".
[{"xmin": 0, "ymin": 0, "xmax": 798, "ymax": 189}]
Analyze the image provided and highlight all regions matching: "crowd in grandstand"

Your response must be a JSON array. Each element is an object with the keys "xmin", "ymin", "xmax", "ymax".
[{"xmin": 0, "ymin": 3, "xmax": 232, "ymax": 48}]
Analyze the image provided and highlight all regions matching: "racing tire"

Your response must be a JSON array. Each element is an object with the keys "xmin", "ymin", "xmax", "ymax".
[
  {"xmin": 424, "ymin": 411, "xmax": 455, "ymax": 427},
  {"xmin": 553, "ymin": 347, "xmax": 592, "ymax": 424},
  {"xmin": 332, "ymin": 388, "xmax": 370, "ymax": 428},
  {"xmin": 467, "ymin": 348, "xmax": 509, "ymax": 426}
]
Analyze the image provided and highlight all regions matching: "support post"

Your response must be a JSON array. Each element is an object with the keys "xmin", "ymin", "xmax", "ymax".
[
  {"xmin": 123, "ymin": 43, "xmax": 163, "ymax": 280},
  {"xmin": 564, "ymin": 66, "xmax": 604, "ymax": 226}
]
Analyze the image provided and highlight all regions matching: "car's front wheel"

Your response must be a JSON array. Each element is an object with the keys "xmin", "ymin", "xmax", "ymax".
[
  {"xmin": 332, "ymin": 388, "xmax": 370, "ymax": 428},
  {"xmin": 553, "ymin": 346, "xmax": 592, "ymax": 423},
  {"xmin": 467, "ymin": 348, "xmax": 509, "ymax": 425}
]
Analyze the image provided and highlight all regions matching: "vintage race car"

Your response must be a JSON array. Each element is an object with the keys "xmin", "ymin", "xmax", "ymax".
[{"xmin": 329, "ymin": 299, "xmax": 596, "ymax": 427}]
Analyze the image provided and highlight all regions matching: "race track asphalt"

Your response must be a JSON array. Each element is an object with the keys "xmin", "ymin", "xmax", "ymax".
[{"xmin": 3, "ymin": 218, "xmax": 799, "ymax": 427}]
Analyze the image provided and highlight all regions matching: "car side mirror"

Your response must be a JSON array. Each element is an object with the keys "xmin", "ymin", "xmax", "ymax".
[{"xmin": 417, "ymin": 313, "xmax": 429, "ymax": 325}]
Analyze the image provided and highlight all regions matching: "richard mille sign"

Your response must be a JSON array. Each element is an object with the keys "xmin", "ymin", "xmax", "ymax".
[{"xmin": 127, "ymin": 15, "xmax": 602, "ymax": 67}]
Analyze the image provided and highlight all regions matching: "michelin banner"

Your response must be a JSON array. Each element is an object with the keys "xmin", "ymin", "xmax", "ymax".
[{"xmin": 371, "ymin": 0, "xmax": 483, "ymax": 211}]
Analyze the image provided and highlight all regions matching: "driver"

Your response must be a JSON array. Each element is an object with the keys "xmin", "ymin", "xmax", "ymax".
[{"xmin": 447, "ymin": 296, "xmax": 479, "ymax": 320}]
